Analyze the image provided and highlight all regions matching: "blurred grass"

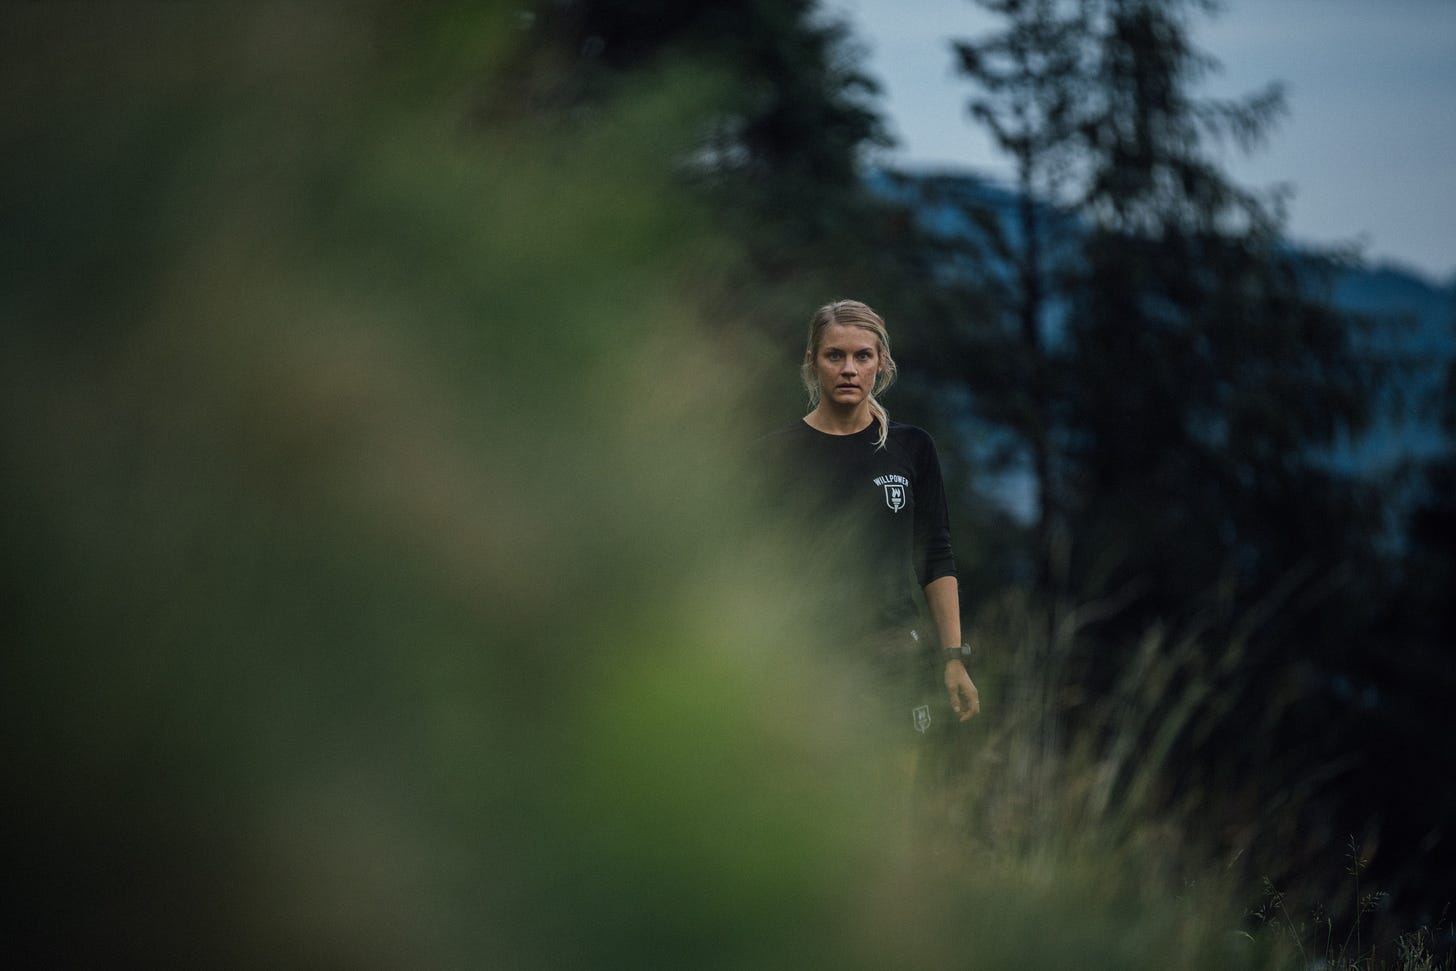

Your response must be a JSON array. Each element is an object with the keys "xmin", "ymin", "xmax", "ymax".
[
  {"xmin": 0, "ymin": 4, "xmax": 1349, "ymax": 968},
  {"xmin": 0, "ymin": 5, "xmax": 890, "ymax": 965}
]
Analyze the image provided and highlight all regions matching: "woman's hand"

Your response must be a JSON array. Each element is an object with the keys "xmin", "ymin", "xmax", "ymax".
[{"xmin": 944, "ymin": 660, "xmax": 980, "ymax": 722}]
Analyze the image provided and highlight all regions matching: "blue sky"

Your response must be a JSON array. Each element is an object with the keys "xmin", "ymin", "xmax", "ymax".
[{"xmin": 831, "ymin": 0, "xmax": 1456, "ymax": 283}]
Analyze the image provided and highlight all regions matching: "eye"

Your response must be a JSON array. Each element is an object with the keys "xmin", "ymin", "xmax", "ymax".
[
  {"xmin": 856, "ymin": 351, "xmax": 872, "ymax": 361},
  {"xmin": 826, "ymin": 350, "xmax": 843, "ymax": 361}
]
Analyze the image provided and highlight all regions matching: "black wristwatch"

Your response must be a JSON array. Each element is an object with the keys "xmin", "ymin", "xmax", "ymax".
[{"xmin": 942, "ymin": 643, "xmax": 973, "ymax": 665}]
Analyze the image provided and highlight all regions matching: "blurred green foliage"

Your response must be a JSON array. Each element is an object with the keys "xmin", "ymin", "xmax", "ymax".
[{"xmin": 0, "ymin": 4, "xmax": 893, "ymax": 964}]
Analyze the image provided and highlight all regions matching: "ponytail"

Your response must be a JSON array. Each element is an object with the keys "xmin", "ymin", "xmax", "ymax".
[{"xmin": 867, "ymin": 394, "xmax": 891, "ymax": 449}]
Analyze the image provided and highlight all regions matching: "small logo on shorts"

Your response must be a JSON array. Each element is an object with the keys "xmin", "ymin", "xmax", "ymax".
[{"xmin": 912, "ymin": 704, "xmax": 932, "ymax": 734}]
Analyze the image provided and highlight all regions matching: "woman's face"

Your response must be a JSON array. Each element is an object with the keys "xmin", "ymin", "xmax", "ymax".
[{"xmin": 810, "ymin": 323, "xmax": 881, "ymax": 407}]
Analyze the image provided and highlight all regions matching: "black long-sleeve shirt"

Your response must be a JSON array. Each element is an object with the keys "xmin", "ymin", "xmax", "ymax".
[{"xmin": 758, "ymin": 418, "xmax": 957, "ymax": 633}]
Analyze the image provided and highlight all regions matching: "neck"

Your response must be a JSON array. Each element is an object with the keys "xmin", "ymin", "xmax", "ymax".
[{"xmin": 804, "ymin": 400, "xmax": 874, "ymax": 436}]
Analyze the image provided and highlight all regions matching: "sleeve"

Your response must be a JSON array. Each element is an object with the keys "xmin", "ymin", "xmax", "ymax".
[{"xmin": 912, "ymin": 429, "xmax": 957, "ymax": 588}]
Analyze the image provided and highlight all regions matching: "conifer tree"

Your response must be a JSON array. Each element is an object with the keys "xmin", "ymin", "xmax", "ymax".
[
  {"xmin": 952, "ymin": 0, "xmax": 1093, "ymax": 594},
  {"xmin": 956, "ymin": 0, "xmax": 1401, "ymax": 908}
]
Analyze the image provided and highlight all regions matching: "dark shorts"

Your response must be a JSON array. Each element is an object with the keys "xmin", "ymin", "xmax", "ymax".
[
  {"xmin": 868, "ymin": 628, "xmax": 953, "ymax": 743},
  {"xmin": 860, "ymin": 628, "xmax": 962, "ymax": 832}
]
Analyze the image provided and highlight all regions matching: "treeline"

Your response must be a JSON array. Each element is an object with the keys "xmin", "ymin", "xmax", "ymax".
[{"xmin": 504, "ymin": 0, "xmax": 1456, "ymax": 937}]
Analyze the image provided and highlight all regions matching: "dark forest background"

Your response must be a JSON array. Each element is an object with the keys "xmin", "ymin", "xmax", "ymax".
[{"xmin": 4, "ymin": 2, "xmax": 1453, "ymax": 967}]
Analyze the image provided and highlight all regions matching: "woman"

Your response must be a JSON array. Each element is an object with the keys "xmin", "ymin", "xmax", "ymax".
[{"xmin": 763, "ymin": 299, "xmax": 980, "ymax": 736}]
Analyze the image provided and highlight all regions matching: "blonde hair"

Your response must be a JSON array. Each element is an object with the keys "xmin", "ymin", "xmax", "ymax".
[{"xmin": 801, "ymin": 299, "xmax": 898, "ymax": 449}]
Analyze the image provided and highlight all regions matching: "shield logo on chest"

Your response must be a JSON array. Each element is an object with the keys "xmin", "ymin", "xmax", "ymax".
[{"xmin": 884, "ymin": 483, "xmax": 906, "ymax": 512}]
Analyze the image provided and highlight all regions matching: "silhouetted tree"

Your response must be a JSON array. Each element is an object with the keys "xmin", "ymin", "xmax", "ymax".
[
  {"xmin": 956, "ymin": 0, "xmax": 1418, "ymax": 919},
  {"xmin": 489, "ymin": 0, "xmax": 905, "ymax": 319},
  {"xmin": 953, "ymin": 0, "xmax": 1093, "ymax": 592}
]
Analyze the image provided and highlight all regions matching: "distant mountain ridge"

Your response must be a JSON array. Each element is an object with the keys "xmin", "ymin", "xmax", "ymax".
[{"xmin": 872, "ymin": 167, "xmax": 1456, "ymax": 478}]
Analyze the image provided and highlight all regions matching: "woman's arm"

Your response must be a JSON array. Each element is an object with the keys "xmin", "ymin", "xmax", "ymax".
[{"xmin": 924, "ymin": 575, "xmax": 980, "ymax": 722}]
